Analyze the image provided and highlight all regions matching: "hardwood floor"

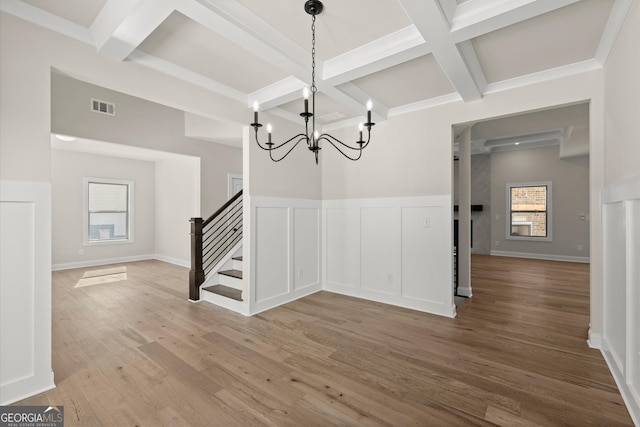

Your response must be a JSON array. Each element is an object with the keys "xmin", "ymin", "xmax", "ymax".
[{"xmin": 16, "ymin": 255, "xmax": 633, "ymax": 426}]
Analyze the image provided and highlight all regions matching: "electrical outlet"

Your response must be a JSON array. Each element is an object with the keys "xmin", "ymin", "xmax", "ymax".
[
  {"xmin": 495, "ymin": 214, "xmax": 500, "ymax": 220},
  {"xmin": 495, "ymin": 241, "xmax": 500, "ymax": 246},
  {"xmin": 297, "ymin": 269, "xmax": 303, "ymax": 279},
  {"xmin": 577, "ymin": 245, "xmax": 583, "ymax": 252},
  {"xmin": 387, "ymin": 274, "xmax": 393, "ymax": 284},
  {"xmin": 78, "ymin": 249, "xmax": 84, "ymax": 255},
  {"xmin": 423, "ymin": 217, "xmax": 431, "ymax": 228}
]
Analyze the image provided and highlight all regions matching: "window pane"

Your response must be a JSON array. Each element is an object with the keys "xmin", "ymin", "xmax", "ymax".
[
  {"xmin": 510, "ymin": 186, "xmax": 547, "ymax": 211},
  {"xmin": 89, "ymin": 212, "xmax": 128, "ymax": 241},
  {"xmin": 511, "ymin": 212, "xmax": 547, "ymax": 237},
  {"xmin": 509, "ymin": 185, "xmax": 548, "ymax": 238},
  {"xmin": 88, "ymin": 182, "xmax": 129, "ymax": 241},
  {"xmin": 88, "ymin": 182, "xmax": 128, "ymax": 212}
]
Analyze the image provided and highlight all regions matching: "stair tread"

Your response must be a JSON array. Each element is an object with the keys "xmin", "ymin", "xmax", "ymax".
[
  {"xmin": 219, "ymin": 269, "xmax": 242, "ymax": 279},
  {"xmin": 232, "ymin": 256, "xmax": 243, "ymax": 261},
  {"xmin": 203, "ymin": 284, "xmax": 243, "ymax": 301}
]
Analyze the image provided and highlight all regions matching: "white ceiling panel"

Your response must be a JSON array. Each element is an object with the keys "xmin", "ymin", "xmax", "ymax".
[
  {"xmin": 472, "ymin": 0, "xmax": 615, "ymax": 83},
  {"xmin": 234, "ymin": 0, "xmax": 413, "ymax": 60},
  {"xmin": 3, "ymin": 0, "xmax": 630, "ymax": 142},
  {"xmin": 279, "ymin": 91, "xmax": 362, "ymax": 124},
  {"xmin": 137, "ymin": 11, "xmax": 290, "ymax": 93},
  {"xmin": 352, "ymin": 54, "xmax": 456, "ymax": 108},
  {"xmin": 22, "ymin": 0, "xmax": 107, "ymax": 27}
]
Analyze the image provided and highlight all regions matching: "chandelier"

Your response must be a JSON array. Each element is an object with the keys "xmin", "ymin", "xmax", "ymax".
[{"xmin": 250, "ymin": 0, "xmax": 375, "ymax": 164}]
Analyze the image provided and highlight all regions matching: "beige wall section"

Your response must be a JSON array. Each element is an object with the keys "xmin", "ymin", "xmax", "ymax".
[
  {"xmin": 604, "ymin": 0, "xmax": 640, "ymax": 186},
  {"xmin": 0, "ymin": 16, "xmax": 51, "ymax": 182},
  {"xmin": 51, "ymin": 150, "xmax": 156, "ymax": 267},
  {"xmin": 490, "ymin": 146, "xmax": 590, "ymax": 258},
  {"xmin": 247, "ymin": 112, "xmax": 322, "ymax": 200},
  {"xmin": 51, "ymin": 73, "xmax": 241, "ymax": 216}
]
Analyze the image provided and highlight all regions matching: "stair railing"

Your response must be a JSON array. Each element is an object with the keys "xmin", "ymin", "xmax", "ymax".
[{"xmin": 189, "ymin": 190, "xmax": 243, "ymax": 300}]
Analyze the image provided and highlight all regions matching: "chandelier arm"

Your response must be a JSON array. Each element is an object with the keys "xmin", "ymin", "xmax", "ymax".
[
  {"xmin": 320, "ymin": 133, "xmax": 369, "ymax": 151},
  {"xmin": 268, "ymin": 137, "xmax": 307, "ymax": 162},
  {"xmin": 317, "ymin": 136, "xmax": 364, "ymax": 161},
  {"xmin": 254, "ymin": 129, "xmax": 308, "ymax": 151}
]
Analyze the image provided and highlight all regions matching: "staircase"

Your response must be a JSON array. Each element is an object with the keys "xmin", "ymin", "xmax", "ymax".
[
  {"xmin": 189, "ymin": 190, "xmax": 247, "ymax": 314},
  {"xmin": 200, "ymin": 251, "xmax": 246, "ymax": 312}
]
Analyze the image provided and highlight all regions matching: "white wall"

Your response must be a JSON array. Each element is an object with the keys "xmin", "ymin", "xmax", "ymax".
[
  {"xmin": 490, "ymin": 146, "xmax": 590, "ymax": 261},
  {"xmin": 323, "ymin": 196, "xmax": 455, "ymax": 317},
  {"xmin": 244, "ymin": 113, "xmax": 323, "ymax": 314},
  {"xmin": 248, "ymin": 197, "xmax": 322, "ymax": 314},
  {"xmin": 322, "ymin": 71, "xmax": 605, "ymax": 323},
  {"xmin": 0, "ymin": 181, "xmax": 54, "ymax": 405},
  {"xmin": 51, "ymin": 149, "xmax": 156, "ymax": 269},
  {"xmin": 601, "ymin": 0, "xmax": 640, "ymax": 422},
  {"xmin": 154, "ymin": 157, "xmax": 200, "ymax": 266}
]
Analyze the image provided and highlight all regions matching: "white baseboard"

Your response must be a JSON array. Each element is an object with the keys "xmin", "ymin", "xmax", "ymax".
[
  {"xmin": 490, "ymin": 250, "xmax": 590, "ymax": 263},
  {"xmin": 587, "ymin": 329, "xmax": 602, "ymax": 349},
  {"xmin": 456, "ymin": 286, "xmax": 473, "ymax": 297},
  {"xmin": 153, "ymin": 254, "xmax": 189, "ymax": 268},
  {"xmin": 52, "ymin": 254, "xmax": 188, "ymax": 271},
  {"xmin": 601, "ymin": 347, "xmax": 640, "ymax": 426},
  {"xmin": 324, "ymin": 282, "xmax": 457, "ymax": 318}
]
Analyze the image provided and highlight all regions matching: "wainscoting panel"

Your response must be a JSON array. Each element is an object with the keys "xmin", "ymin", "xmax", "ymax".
[
  {"xmin": 402, "ymin": 206, "xmax": 450, "ymax": 303},
  {"xmin": 325, "ymin": 208, "xmax": 360, "ymax": 288},
  {"xmin": 254, "ymin": 207, "xmax": 289, "ymax": 304},
  {"xmin": 629, "ymin": 200, "xmax": 640, "ymax": 410},
  {"xmin": 249, "ymin": 197, "xmax": 322, "ymax": 314},
  {"xmin": 603, "ymin": 201, "xmax": 627, "ymax": 374},
  {"xmin": 323, "ymin": 196, "xmax": 455, "ymax": 317},
  {"xmin": 0, "ymin": 181, "xmax": 54, "ymax": 405},
  {"xmin": 601, "ymin": 175, "xmax": 640, "ymax": 424},
  {"xmin": 293, "ymin": 208, "xmax": 320, "ymax": 290},
  {"xmin": 361, "ymin": 207, "xmax": 398, "ymax": 295}
]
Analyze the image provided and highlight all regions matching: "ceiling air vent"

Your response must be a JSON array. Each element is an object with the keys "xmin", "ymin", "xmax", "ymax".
[{"xmin": 91, "ymin": 98, "xmax": 115, "ymax": 116}]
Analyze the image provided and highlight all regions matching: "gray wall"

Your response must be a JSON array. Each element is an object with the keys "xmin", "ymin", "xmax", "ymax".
[
  {"xmin": 490, "ymin": 146, "xmax": 590, "ymax": 259},
  {"xmin": 454, "ymin": 154, "xmax": 491, "ymax": 255},
  {"xmin": 52, "ymin": 149, "xmax": 156, "ymax": 267},
  {"xmin": 51, "ymin": 72, "xmax": 242, "ymax": 215}
]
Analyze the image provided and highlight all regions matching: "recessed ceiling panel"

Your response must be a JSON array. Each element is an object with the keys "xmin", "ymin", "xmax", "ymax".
[
  {"xmin": 472, "ymin": 0, "xmax": 615, "ymax": 83},
  {"xmin": 279, "ymin": 92, "xmax": 362, "ymax": 125},
  {"xmin": 352, "ymin": 54, "xmax": 456, "ymax": 108},
  {"xmin": 138, "ymin": 11, "xmax": 290, "ymax": 93},
  {"xmin": 235, "ymin": 0, "xmax": 412, "ymax": 60},
  {"xmin": 22, "ymin": 0, "xmax": 107, "ymax": 27}
]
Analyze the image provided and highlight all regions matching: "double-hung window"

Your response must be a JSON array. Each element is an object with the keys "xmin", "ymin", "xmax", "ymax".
[
  {"xmin": 83, "ymin": 177, "xmax": 134, "ymax": 244},
  {"xmin": 506, "ymin": 181, "xmax": 552, "ymax": 241}
]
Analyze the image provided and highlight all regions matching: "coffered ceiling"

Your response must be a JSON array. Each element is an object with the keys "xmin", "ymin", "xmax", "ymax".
[{"xmin": 2, "ymin": 0, "xmax": 632, "ymax": 147}]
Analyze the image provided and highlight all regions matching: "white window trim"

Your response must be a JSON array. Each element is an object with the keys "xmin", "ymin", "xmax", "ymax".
[
  {"xmin": 83, "ymin": 177, "xmax": 135, "ymax": 246},
  {"xmin": 506, "ymin": 181, "xmax": 553, "ymax": 242}
]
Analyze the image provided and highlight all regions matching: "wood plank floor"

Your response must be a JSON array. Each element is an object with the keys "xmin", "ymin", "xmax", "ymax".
[{"xmin": 16, "ymin": 255, "xmax": 633, "ymax": 426}]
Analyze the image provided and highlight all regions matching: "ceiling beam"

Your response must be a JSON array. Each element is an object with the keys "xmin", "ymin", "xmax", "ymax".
[
  {"xmin": 92, "ymin": 0, "xmax": 174, "ymax": 61},
  {"xmin": 322, "ymin": 26, "xmax": 430, "ymax": 87},
  {"xmin": 400, "ymin": 0, "xmax": 487, "ymax": 101}
]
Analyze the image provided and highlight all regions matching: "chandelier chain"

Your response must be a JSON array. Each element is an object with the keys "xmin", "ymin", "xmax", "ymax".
[
  {"xmin": 251, "ymin": 0, "xmax": 374, "ymax": 164},
  {"xmin": 311, "ymin": 15, "xmax": 317, "ymax": 94}
]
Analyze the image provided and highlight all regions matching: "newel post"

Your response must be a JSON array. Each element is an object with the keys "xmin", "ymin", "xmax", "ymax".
[{"xmin": 189, "ymin": 217, "xmax": 205, "ymax": 301}]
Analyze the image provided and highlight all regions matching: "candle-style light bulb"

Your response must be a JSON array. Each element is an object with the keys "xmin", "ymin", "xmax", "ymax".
[
  {"xmin": 253, "ymin": 101, "xmax": 259, "ymax": 124},
  {"xmin": 314, "ymin": 130, "xmax": 319, "ymax": 147},
  {"xmin": 267, "ymin": 123, "xmax": 272, "ymax": 143},
  {"xmin": 366, "ymin": 100, "xmax": 372, "ymax": 124},
  {"xmin": 303, "ymin": 87, "xmax": 310, "ymax": 114},
  {"xmin": 359, "ymin": 123, "xmax": 364, "ymax": 141}
]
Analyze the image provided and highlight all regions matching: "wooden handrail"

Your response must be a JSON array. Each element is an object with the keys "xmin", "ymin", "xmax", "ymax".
[{"xmin": 203, "ymin": 190, "xmax": 243, "ymax": 227}]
